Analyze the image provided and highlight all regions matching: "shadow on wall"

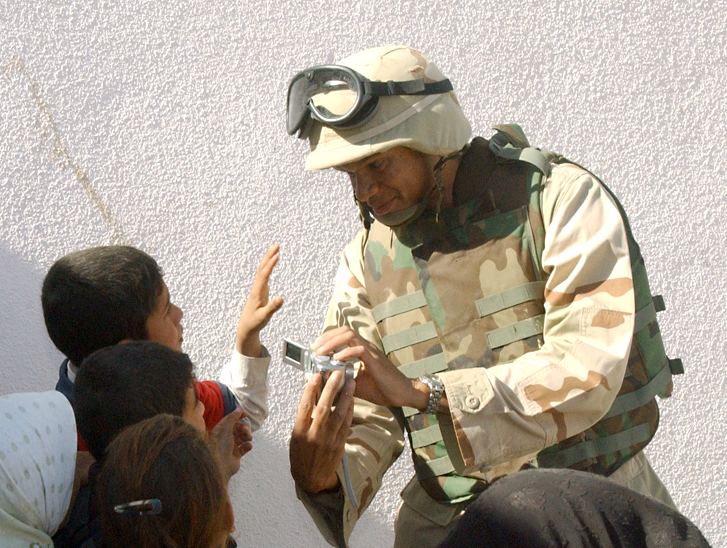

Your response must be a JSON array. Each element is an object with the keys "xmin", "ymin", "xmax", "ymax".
[{"xmin": 0, "ymin": 243, "xmax": 64, "ymax": 395}]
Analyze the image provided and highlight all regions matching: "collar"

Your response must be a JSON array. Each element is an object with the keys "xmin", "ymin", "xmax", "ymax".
[
  {"xmin": 393, "ymin": 138, "xmax": 498, "ymax": 247},
  {"xmin": 67, "ymin": 361, "xmax": 80, "ymax": 383}
]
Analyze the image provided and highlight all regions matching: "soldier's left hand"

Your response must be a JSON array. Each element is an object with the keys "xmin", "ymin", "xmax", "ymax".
[{"xmin": 313, "ymin": 326, "xmax": 429, "ymax": 410}]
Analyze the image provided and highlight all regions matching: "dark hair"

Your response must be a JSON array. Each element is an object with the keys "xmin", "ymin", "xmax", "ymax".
[
  {"xmin": 97, "ymin": 414, "xmax": 231, "ymax": 548},
  {"xmin": 41, "ymin": 246, "xmax": 164, "ymax": 365},
  {"xmin": 73, "ymin": 341, "xmax": 195, "ymax": 460}
]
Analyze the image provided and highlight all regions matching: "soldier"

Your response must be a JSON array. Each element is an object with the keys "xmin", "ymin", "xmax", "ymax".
[{"xmin": 286, "ymin": 45, "xmax": 683, "ymax": 548}]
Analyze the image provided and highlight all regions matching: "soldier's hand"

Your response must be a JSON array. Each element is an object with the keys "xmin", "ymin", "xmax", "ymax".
[
  {"xmin": 290, "ymin": 370, "xmax": 355, "ymax": 494},
  {"xmin": 314, "ymin": 326, "xmax": 429, "ymax": 410}
]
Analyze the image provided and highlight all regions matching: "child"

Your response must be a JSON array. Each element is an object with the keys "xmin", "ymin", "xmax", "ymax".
[
  {"xmin": 41, "ymin": 244, "xmax": 282, "ymax": 434},
  {"xmin": 55, "ymin": 341, "xmax": 248, "ymax": 548},
  {"xmin": 97, "ymin": 414, "xmax": 234, "ymax": 548},
  {"xmin": 72, "ymin": 341, "xmax": 248, "ymax": 477},
  {"xmin": 0, "ymin": 391, "xmax": 80, "ymax": 548}
]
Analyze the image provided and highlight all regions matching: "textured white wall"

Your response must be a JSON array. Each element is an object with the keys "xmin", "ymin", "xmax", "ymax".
[{"xmin": 1, "ymin": 1, "xmax": 725, "ymax": 546}]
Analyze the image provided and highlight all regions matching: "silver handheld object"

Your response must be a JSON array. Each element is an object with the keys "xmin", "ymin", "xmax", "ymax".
[
  {"xmin": 282, "ymin": 339, "xmax": 354, "ymax": 402},
  {"xmin": 283, "ymin": 338, "xmax": 359, "ymax": 508}
]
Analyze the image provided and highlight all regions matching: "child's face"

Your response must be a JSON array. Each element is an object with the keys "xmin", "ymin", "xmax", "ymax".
[
  {"xmin": 182, "ymin": 382, "xmax": 206, "ymax": 433},
  {"xmin": 145, "ymin": 281, "xmax": 184, "ymax": 351}
]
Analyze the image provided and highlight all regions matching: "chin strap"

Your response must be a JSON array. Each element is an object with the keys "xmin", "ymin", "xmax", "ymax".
[
  {"xmin": 357, "ymin": 143, "xmax": 470, "ymax": 229},
  {"xmin": 431, "ymin": 144, "xmax": 469, "ymax": 223},
  {"xmin": 357, "ymin": 199, "xmax": 374, "ymax": 230}
]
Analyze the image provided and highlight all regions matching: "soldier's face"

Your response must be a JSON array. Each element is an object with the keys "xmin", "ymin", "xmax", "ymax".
[{"xmin": 339, "ymin": 147, "xmax": 438, "ymax": 217}]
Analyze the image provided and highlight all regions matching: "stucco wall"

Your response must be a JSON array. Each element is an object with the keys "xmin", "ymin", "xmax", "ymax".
[{"xmin": 1, "ymin": 1, "xmax": 725, "ymax": 546}]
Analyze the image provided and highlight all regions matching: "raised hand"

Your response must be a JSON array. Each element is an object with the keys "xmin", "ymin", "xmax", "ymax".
[{"xmin": 236, "ymin": 244, "xmax": 284, "ymax": 357}]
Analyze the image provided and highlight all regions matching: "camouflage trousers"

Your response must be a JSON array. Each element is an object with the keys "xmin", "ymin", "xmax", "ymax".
[{"xmin": 393, "ymin": 451, "xmax": 673, "ymax": 548}]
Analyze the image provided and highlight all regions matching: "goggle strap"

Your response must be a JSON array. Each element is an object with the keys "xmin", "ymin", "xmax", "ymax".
[
  {"xmin": 341, "ymin": 94, "xmax": 444, "ymax": 146},
  {"xmin": 363, "ymin": 78, "xmax": 453, "ymax": 97}
]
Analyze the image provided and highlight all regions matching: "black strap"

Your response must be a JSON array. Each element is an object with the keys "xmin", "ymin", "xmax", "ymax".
[{"xmin": 364, "ymin": 78, "xmax": 453, "ymax": 97}]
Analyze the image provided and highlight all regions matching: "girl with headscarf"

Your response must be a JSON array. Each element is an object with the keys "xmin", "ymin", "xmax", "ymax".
[{"xmin": 0, "ymin": 391, "xmax": 78, "ymax": 548}]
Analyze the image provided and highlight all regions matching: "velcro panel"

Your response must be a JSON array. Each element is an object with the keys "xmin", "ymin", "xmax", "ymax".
[
  {"xmin": 398, "ymin": 353, "xmax": 448, "ymax": 379},
  {"xmin": 410, "ymin": 424, "xmax": 444, "ymax": 449},
  {"xmin": 537, "ymin": 423, "xmax": 652, "ymax": 469},
  {"xmin": 372, "ymin": 291, "xmax": 427, "ymax": 323},
  {"xmin": 475, "ymin": 281, "xmax": 546, "ymax": 317},
  {"xmin": 486, "ymin": 315, "xmax": 545, "ymax": 349},
  {"xmin": 382, "ymin": 322, "xmax": 438, "ymax": 354},
  {"xmin": 414, "ymin": 455, "xmax": 456, "ymax": 479}
]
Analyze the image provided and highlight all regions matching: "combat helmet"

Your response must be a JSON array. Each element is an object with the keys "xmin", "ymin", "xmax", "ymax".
[{"xmin": 286, "ymin": 45, "xmax": 472, "ymax": 226}]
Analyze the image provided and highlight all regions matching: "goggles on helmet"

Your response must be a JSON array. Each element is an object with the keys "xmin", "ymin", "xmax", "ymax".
[{"xmin": 286, "ymin": 64, "xmax": 453, "ymax": 137}]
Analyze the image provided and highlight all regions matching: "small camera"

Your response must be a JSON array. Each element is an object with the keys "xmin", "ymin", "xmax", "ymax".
[{"xmin": 282, "ymin": 339, "xmax": 354, "ymax": 403}]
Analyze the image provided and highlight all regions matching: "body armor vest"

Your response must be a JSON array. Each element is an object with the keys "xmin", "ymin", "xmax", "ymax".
[{"xmin": 360, "ymin": 126, "xmax": 683, "ymax": 504}]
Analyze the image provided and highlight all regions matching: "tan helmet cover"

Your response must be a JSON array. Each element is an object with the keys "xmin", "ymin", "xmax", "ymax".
[{"xmin": 304, "ymin": 45, "xmax": 472, "ymax": 170}]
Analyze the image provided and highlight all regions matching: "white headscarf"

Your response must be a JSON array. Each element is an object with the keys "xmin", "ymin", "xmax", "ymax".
[{"xmin": 0, "ymin": 391, "xmax": 77, "ymax": 548}]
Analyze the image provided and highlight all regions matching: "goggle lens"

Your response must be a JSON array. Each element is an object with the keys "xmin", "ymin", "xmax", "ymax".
[
  {"xmin": 286, "ymin": 64, "xmax": 453, "ymax": 136},
  {"xmin": 286, "ymin": 67, "xmax": 363, "ymax": 135}
]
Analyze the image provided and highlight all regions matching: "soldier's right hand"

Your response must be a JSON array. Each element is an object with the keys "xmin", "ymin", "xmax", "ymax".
[{"xmin": 289, "ymin": 370, "xmax": 355, "ymax": 493}]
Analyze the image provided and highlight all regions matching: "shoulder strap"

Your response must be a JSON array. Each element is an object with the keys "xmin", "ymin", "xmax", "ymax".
[{"xmin": 489, "ymin": 124, "xmax": 552, "ymax": 177}]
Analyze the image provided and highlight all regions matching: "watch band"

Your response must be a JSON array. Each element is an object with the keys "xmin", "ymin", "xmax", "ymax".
[{"xmin": 418, "ymin": 374, "xmax": 444, "ymax": 415}]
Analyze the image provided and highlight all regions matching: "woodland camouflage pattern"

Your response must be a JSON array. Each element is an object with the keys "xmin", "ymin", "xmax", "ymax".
[{"xmin": 296, "ymin": 127, "xmax": 680, "ymax": 547}]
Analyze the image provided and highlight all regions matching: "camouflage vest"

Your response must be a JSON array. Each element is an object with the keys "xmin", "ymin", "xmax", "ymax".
[{"xmin": 360, "ymin": 125, "xmax": 683, "ymax": 504}]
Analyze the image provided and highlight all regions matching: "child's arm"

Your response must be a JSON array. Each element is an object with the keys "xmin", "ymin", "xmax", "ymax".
[{"xmin": 219, "ymin": 244, "xmax": 283, "ymax": 432}]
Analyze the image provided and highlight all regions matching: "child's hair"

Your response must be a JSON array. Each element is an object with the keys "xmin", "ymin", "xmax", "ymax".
[
  {"xmin": 73, "ymin": 341, "xmax": 195, "ymax": 460},
  {"xmin": 42, "ymin": 246, "xmax": 164, "ymax": 365},
  {"xmin": 97, "ymin": 414, "xmax": 232, "ymax": 548}
]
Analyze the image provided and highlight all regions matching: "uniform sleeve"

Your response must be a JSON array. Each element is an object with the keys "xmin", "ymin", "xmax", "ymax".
[
  {"xmin": 438, "ymin": 164, "xmax": 636, "ymax": 475},
  {"xmin": 218, "ymin": 346, "xmax": 270, "ymax": 432},
  {"xmin": 296, "ymin": 229, "xmax": 406, "ymax": 548}
]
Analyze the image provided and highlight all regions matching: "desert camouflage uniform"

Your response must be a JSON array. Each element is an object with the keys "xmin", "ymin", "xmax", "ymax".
[{"xmin": 297, "ymin": 131, "xmax": 677, "ymax": 548}]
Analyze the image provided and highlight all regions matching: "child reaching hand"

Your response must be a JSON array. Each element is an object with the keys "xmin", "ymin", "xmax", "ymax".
[
  {"xmin": 42, "ymin": 243, "xmax": 283, "ymax": 438},
  {"xmin": 219, "ymin": 244, "xmax": 283, "ymax": 436}
]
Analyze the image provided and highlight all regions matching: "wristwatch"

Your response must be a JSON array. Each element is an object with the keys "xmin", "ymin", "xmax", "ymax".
[{"xmin": 418, "ymin": 374, "xmax": 444, "ymax": 414}]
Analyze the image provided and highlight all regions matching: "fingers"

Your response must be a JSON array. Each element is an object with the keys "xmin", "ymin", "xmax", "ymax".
[
  {"xmin": 233, "ymin": 422, "xmax": 252, "ymax": 445},
  {"xmin": 212, "ymin": 407, "xmax": 244, "ymax": 437},
  {"xmin": 293, "ymin": 373, "xmax": 322, "ymax": 434},
  {"xmin": 313, "ymin": 326, "xmax": 357, "ymax": 355},
  {"xmin": 314, "ymin": 374, "xmax": 355, "ymax": 442},
  {"xmin": 337, "ymin": 390, "xmax": 354, "ymax": 444},
  {"xmin": 314, "ymin": 370, "xmax": 347, "ymax": 411},
  {"xmin": 236, "ymin": 442, "xmax": 253, "ymax": 458},
  {"xmin": 261, "ymin": 295, "xmax": 284, "ymax": 319},
  {"xmin": 253, "ymin": 244, "xmax": 280, "ymax": 286},
  {"xmin": 232, "ymin": 422, "xmax": 253, "ymax": 458},
  {"xmin": 331, "ymin": 344, "xmax": 366, "ymax": 362}
]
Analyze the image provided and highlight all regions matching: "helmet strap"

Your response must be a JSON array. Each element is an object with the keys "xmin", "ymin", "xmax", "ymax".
[
  {"xmin": 357, "ymin": 199, "xmax": 374, "ymax": 230},
  {"xmin": 432, "ymin": 144, "xmax": 470, "ymax": 222},
  {"xmin": 358, "ymin": 143, "xmax": 470, "ymax": 229}
]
